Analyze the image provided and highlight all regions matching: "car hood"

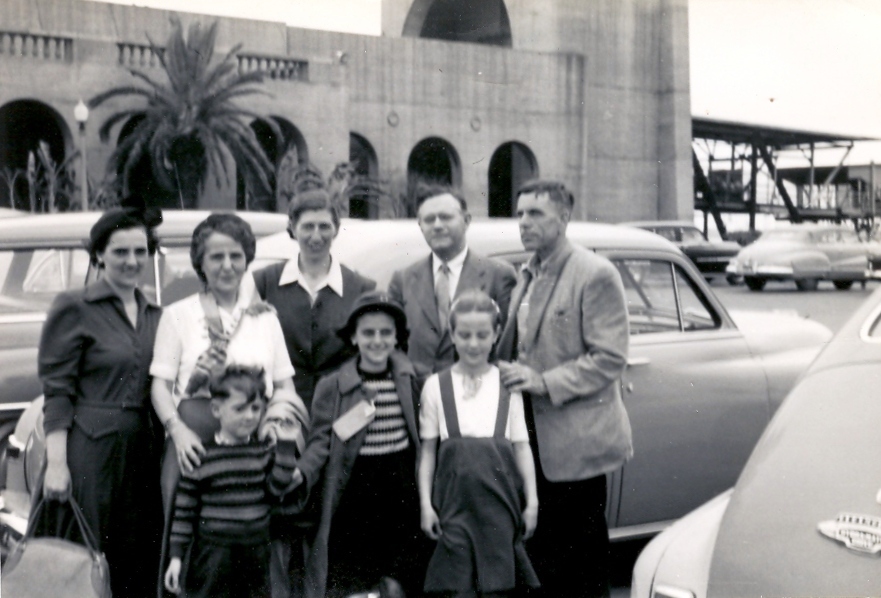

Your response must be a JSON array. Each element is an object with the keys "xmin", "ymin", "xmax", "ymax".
[
  {"xmin": 706, "ymin": 362, "xmax": 881, "ymax": 597},
  {"xmin": 729, "ymin": 309, "xmax": 832, "ymax": 354}
]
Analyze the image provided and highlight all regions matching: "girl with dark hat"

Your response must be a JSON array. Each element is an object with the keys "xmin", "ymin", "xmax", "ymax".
[
  {"xmin": 292, "ymin": 290, "xmax": 426, "ymax": 598},
  {"xmin": 38, "ymin": 206, "xmax": 165, "ymax": 598}
]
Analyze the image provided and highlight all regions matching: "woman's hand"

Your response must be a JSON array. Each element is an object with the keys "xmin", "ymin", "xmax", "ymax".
[
  {"xmin": 164, "ymin": 557, "xmax": 182, "ymax": 594},
  {"xmin": 43, "ymin": 460, "xmax": 71, "ymax": 501},
  {"xmin": 169, "ymin": 420, "xmax": 205, "ymax": 473},
  {"xmin": 522, "ymin": 503, "xmax": 539, "ymax": 540},
  {"xmin": 421, "ymin": 506, "xmax": 442, "ymax": 540}
]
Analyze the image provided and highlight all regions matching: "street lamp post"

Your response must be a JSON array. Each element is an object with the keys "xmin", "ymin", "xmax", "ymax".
[{"xmin": 74, "ymin": 100, "xmax": 89, "ymax": 209}]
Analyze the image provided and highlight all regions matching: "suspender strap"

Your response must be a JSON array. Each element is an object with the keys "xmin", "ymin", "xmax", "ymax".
[
  {"xmin": 438, "ymin": 369, "xmax": 462, "ymax": 439},
  {"xmin": 493, "ymin": 379, "xmax": 511, "ymax": 439}
]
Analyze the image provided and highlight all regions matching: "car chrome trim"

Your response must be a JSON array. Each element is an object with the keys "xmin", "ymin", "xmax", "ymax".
[
  {"xmin": 7, "ymin": 434, "xmax": 25, "ymax": 451},
  {"xmin": 609, "ymin": 519, "xmax": 676, "ymax": 541},
  {"xmin": 653, "ymin": 585, "xmax": 697, "ymax": 598},
  {"xmin": 859, "ymin": 301, "xmax": 881, "ymax": 343},
  {"xmin": 0, "ymin": 313, "xmax": 46, "ymax": 325},
  {"xmin": 627, "ymin": 356, "xmax": 652, "ymax": 367},
  {"xmin": 818, "ymin": 513, "xmax": 881, "ymax": 554},
  {"xmin": 0, "ymin": 403, "xmax": 33, "ymax": 412}
]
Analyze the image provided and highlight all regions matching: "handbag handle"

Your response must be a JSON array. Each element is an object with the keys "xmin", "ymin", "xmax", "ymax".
[{"xmin": 23, "ymin": 473, "xmax": 103, "ymax": 560}]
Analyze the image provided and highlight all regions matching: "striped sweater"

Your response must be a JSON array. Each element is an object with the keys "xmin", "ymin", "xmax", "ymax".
[
  {"xmin": 169, "ymin": 439, "xmax": 298, "ymax": 558},
  {"xmin": 358, "ymin": 367, "xmax": 410, "ymax": 456}
]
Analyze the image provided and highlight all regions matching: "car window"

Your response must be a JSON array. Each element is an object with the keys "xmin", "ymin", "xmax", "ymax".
[
  {"xmin": 0, "ymin": 248, "xmax": 91, "ymax": 315},
  {"xmin": 675, "ymin": 266, "xmax": 719, "ymax": 331},
  {"xmin": 653, "ymin": 228, "xmax": 678, "ymax": 242},
  {"xmin": 680, "ymin": 227, "xmax": 705, "ymax": 243},
  {"xmin": 612, "ymin": 258, "xmax": 720, "ymax": 334},
  {"xmin": 158, "ymin": 247, "xmax": 202, "ymax": 305}
]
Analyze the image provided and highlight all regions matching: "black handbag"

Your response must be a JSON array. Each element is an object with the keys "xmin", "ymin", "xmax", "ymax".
[{"xmin": 2, "ymin": 493, "xmax": 112, "ymax": 598}]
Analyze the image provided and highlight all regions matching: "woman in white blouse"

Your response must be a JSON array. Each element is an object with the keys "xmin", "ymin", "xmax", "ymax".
[{"xmin": 150, "ymin": 213, "xmax": 307, "ymax": 474}]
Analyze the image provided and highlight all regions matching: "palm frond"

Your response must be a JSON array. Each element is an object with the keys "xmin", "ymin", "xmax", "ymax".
[{"xmin": 97, "ymin": 109, "xmax": 146, "ymax": 143}]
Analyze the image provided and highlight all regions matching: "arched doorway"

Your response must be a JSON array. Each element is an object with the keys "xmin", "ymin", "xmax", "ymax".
[
  {"xmin": 0, "ymin": 100, "xmax": 70, "ymax": 210},
  {"xmin": 403, "ymin": 0, "xmax": 512, "ymax": 47},
  {"xmin": 488, "ymin": 141, "xmax": 538, "ymax": 217},
  {"xmin": 407, "ymin": 137, "xmax": 461, "ymax": 213},
  {"xmin": 349, "ymin": 133, "xmax": 378, "ymax": 219},
  {"xmin": 238, "ymin": 116, "xmax": 309, "ymax": 212}
]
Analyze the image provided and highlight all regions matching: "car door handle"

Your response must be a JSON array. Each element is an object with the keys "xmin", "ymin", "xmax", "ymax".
[{"xmin": 627, "ymin": 356, "xmax": 651, "ymax": 367}]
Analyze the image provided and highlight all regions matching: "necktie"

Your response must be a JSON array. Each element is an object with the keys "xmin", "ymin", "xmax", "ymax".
[{"xmin": 436, "ymin": 262, "xmax": 451, "ymax": 332}]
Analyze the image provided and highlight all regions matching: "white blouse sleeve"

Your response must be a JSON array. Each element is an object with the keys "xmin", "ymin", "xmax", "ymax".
[
  {"xmin": 150, "ymin": 306, "xmax": 184, "ymax": 382},
  {"xmin": 267, "ymin": 313, "xmax": 296, "ymax": 382},
  {"xmin": 419, "ymin": 374, "xmax": 442, "ymax": 440},
  {"xmin": 507, "ymin": 391, "xmax": 530, "ymax": 443}
]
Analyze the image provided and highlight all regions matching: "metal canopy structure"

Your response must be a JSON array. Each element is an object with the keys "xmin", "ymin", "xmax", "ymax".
[{"xmin": 692, "ymin": 117, "xmax": 877, "ymax": 239}]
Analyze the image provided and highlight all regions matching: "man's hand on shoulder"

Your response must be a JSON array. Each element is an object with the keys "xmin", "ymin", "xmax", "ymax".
[{"xmin": 498, "ymin": 361, "xmax": 548, "ymax": 396}]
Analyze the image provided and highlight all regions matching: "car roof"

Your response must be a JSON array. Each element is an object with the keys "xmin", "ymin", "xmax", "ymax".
[
  {"xmin": 620, "ymin": 220, "xmax": 698, "ymax": 230},
  {"xmin": 0, "ymin": 210, "xmax": 288, "ymax": 249}
]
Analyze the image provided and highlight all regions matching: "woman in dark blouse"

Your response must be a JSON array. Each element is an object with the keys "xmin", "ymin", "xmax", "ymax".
[{"xmin": 38, "ymin": 207, "xmax": 164, "ymax": 598}]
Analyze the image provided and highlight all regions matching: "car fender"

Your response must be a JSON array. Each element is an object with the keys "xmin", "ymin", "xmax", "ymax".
[
  {"xmin": 631, "ymin": 490, "xmax": 731, "ymax": 598},
  {"xmin": 786, "ymin": 251, "xmax": 829, "ymax": 276},
  {"xmin": 728, "ymin": 310, "xmax": 832, "ymax": 410}
]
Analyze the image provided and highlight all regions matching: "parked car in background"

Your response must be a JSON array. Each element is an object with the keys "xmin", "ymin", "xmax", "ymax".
[
  {"xmin": 0, "ymin": 210, "xmax": 287, "ymax": 454},
  {"xmin": 622, "ymin": 221, "xmax": 742, "ymax": 284},
  {"xmin": 0, "ymin": 218, "xmax": 832, "ymax": 558},
  {"xmin": 631, "ymin": 286, "xmax": 881, "ymax": 598},
  {"xmin": 726, "ymin": 223, "xmax": 881, "ymax": 291}
]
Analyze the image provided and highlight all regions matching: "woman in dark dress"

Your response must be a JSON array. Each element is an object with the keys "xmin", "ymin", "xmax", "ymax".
[{"xmin": 39, "ymin": 207, "xmax": 164, "ymax": 598}]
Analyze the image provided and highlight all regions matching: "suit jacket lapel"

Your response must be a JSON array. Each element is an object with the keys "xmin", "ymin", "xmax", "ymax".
[
  {"xmin": 455, "ymin": 251, "xmax": 486, "ymax": 297},
  {"xmin": 497, "ymin": 272, "xmax": 528, "ymax": 361},
  {"xmin": 413, "ymin": 256, "xmax": 441, "ymax": 331}
]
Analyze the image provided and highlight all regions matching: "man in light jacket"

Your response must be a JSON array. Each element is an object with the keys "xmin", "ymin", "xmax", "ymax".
[{"xmin": 497, "ymin": 179, "xmax": 633, "ymax": 598}]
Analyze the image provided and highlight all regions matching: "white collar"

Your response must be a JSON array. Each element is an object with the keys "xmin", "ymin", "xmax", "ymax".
[
  {"xmin": 278, "ymin": 255, "xmax": 344, "ymax": 297},
  {"xmin": 432, "ymin": 246, "xmax": 468, "ymax": 274}
]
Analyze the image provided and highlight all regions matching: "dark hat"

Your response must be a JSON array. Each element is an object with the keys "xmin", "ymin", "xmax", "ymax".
[
  {"xmin": 88, "ymin": 206, "xmax": 162, "ymax": 265},
  {"xmin": 338, "ymin": 290, "xmax": 409, "ymax": 350}
]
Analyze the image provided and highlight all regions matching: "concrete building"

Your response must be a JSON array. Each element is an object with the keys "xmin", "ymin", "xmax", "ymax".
[{"xmin": 0, "ymin": 0, "xmax": 692, "ymax": 221}]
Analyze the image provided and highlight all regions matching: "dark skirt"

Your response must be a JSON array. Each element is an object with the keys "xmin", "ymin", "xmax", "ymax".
[
  {"xmin": 326, "ymin": 446, "xmax": 424, "ymax": 598},
  {"xmin": 36, "ymin": 410, "xmax": 163, "ymax": 598}
]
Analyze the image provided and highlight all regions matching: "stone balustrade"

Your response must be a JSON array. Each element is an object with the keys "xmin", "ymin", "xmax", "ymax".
[
  {"xmin": 117, "ymin": 42, "xmax": 165, "ymax": 68},
  {"xmin": 237, "ymin": 53, "xmax": 308, "ymax": 82},
  {"xmin": 0, "ymin": 31, "xmax": 73, "ymax": 62}
]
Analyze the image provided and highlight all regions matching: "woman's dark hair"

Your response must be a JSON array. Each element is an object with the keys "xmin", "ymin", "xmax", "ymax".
[
  {"xmin": 449, "ymin": 289, "xmax": 502, "ymax": 331},
  {"xmin": 210, "ymin": 365, "xmax": 267, "ymax": 405},
  {"xmin": 287, "ymin": 187, "xmax": 341, "ymax": 237},
  {"xmin": 88, "ymin": 207, "xmax": 161, "ymax": 266},
  {"xmin": 190, "ymin": 212, "xmax": 256, "ymax": 284}
]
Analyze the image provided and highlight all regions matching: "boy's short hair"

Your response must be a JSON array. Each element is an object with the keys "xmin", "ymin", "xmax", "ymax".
[
  {"xmin": 449, "ymin": 289, "xmax": 502, "ymax": 331},
  {"xmin": 209, "ymin": 365, "xmax": 268, "ymax": 405}
]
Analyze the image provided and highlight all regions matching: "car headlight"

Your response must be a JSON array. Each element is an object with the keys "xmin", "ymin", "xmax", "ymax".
[{"xmin": 653, "ymin": 585, "xmax": 696, "ymax": 598}]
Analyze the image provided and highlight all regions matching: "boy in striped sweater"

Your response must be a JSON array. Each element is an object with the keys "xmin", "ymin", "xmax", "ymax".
[{"xmin": 164, "ymin": 365, "xmax": 300, "ymax": 598}]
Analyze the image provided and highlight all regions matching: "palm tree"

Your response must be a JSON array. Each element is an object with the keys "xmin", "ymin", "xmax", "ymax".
[{"xmin": 90, "ymin": 17, "xmax": 277, "ymax": 209}]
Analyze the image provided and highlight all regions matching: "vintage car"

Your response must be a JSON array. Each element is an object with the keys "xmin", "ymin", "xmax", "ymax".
[
  {"xmin": 0, "ymin": 210, "xmax": 288, "ymax": 453},
  {"xmin": 622, "ymin": 221, "xmax": 742, "ymax": 283},
  {"xmin": 0, "ymin": 218, "xmax": 832, "ymax": 557},
  {"xmin": 726, "ymin": 224, "xmax": 881, "ymax": 291},
  {"xmin": 631, "ymin": 285, "xmax": 881, "ymax": 598}
]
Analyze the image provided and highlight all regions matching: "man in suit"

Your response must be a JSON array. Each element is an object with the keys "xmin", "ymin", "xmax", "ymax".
[
  {"xmin": 497, "ymin": 179, "xmax": 633, "ymax": 598},
  {"xmin": 388, "ymin": 184, "xmax": 516, "ymax": 379}
]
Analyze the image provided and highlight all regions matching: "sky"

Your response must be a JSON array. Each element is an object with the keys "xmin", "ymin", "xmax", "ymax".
[{"xmin": 94, "ymin": 0, "xmax": 881, "ymax": 166}]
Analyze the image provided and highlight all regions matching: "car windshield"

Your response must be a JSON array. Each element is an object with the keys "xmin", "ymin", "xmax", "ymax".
[
  {"xmin": 760, "ymin": 229, "xmax": 809, "ymax": 242},
  {"xmin": 679, "ymin": 227, "xmax": 705, "ymax": 243}
]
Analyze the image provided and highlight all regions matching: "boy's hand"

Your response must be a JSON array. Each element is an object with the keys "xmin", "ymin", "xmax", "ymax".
[
  {"xmin": 260, "ymin": 423, "xmax": 279, "ymax": 445},
  {"xmin": 284, "ymin": 468, "xmax": 304, "ymax": 493},
  {"xmin": 522, "ymin": 503, "xmax": 538, "ymax": 540},
  {"xmin": 164, "ymin": 557, "xmax": 182, "ymax": 594},
  {"xmin": 421, "ymin": 506, "xmax": 442, "ymax": 540}
]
